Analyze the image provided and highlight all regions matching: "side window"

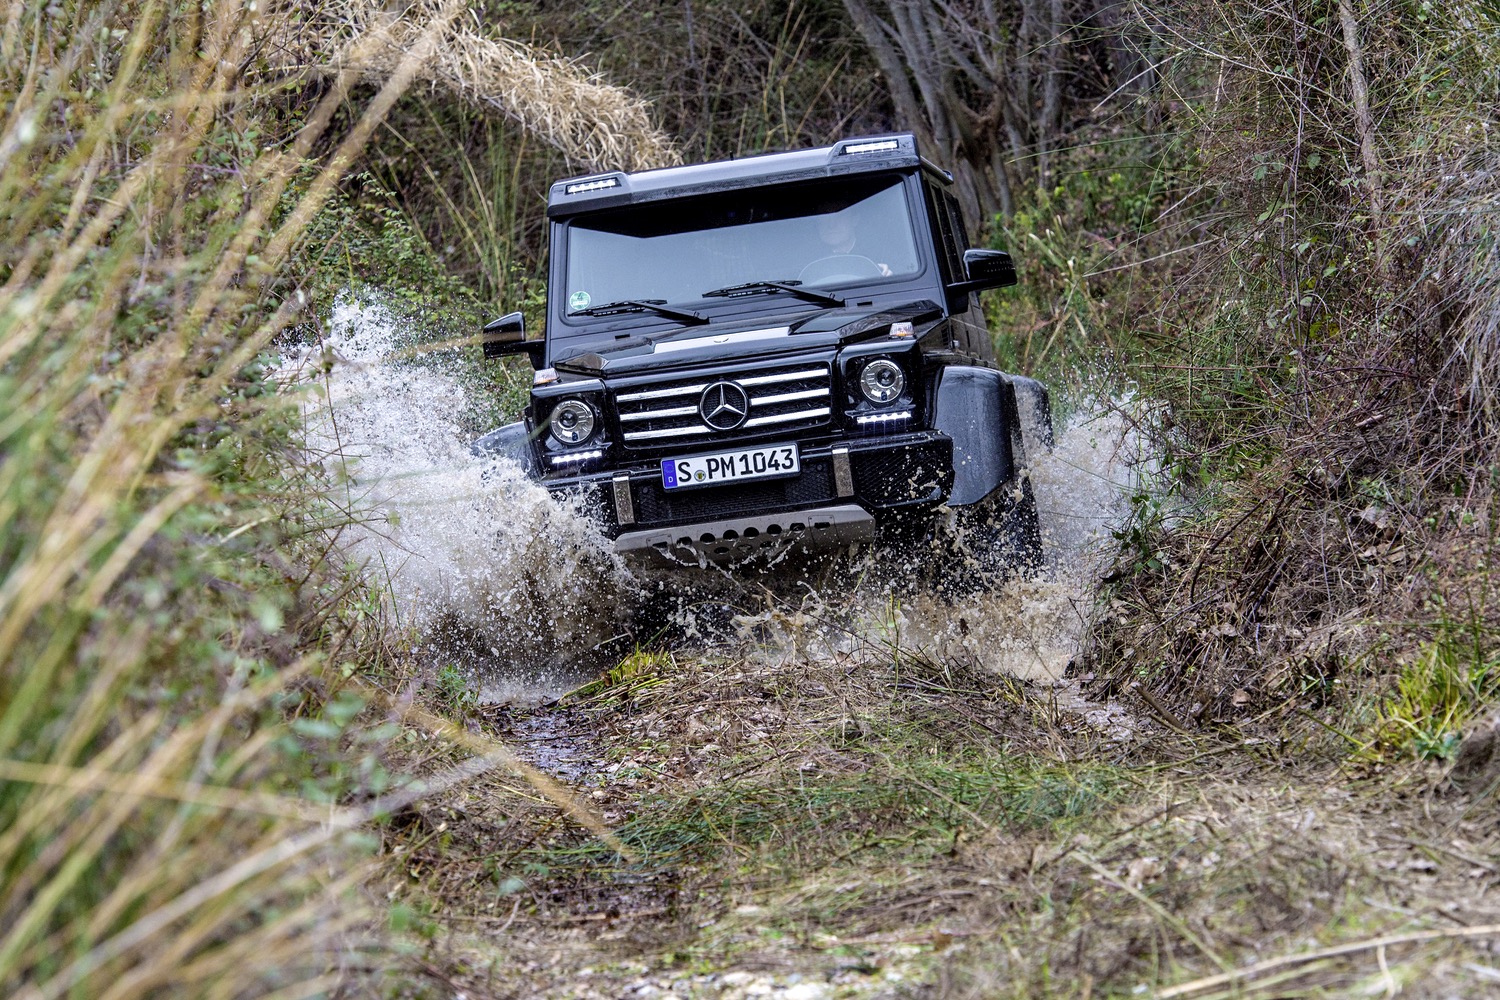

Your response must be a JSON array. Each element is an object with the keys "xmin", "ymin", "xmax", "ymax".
[
  {"xmin": 943, "ymin": 193, "xmax": 982, "ymax": 314},
  {"xmin": 944, "ymin": 192, "xmax": 972, "ymax": 258},
  {"xmin": 923, "ymin": 180, "xmax": 966, "ymax": 284}
]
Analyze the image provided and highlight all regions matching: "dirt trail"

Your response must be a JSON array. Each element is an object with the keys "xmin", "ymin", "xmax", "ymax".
[
  {"xmin": 298, "ymin": 300, "xmax": 1500, "ymax": 995},
  {"xmin": 391, "ymin": 578, "xmax": 1498, "ymax": 998},
  {"xmin": 389, "ymin": 632, "xmax": 1500, "ymax": 999}
]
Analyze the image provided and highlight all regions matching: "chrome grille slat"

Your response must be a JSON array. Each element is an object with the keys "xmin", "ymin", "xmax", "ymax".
[
  {"xmin": 617, "ymin": 383, "xmax": 709, "ymax": 402},
  {"xmin": 614, "ymin": 362, "xmax": 833, "ymax": 449},
  {"xmin": 620, "ymin": 405, "xmax": 697, "ymax": 422},
  {"xmin": 752, "ymin": 388, "xmax": 825, "ymax": 407},
  {"xmin": 739, "ymin": 368, "xmax": 826, "ymax": 387},
  {"xmin": 744, "ymin": 407, "xmax": 831, "ymax": 428}
]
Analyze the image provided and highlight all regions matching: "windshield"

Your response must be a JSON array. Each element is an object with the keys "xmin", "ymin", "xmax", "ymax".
[{"xmin": 561, "ymin": 174, "xmax": 922, "ymax": 320}]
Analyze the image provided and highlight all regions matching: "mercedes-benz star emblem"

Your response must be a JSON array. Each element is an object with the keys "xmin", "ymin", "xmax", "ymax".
[{"xmin": 699, "ymin": 381, "xmax": 750, "ymax": 431}]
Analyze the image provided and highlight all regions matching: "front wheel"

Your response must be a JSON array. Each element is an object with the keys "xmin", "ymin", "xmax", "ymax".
[
  {"xmin": 861, "ymin": 481, "xmax": 1042, "ymax": 597},
  {"xmin": 936, "ymin": 479, "xmax": 1043, "ymax": 594}
]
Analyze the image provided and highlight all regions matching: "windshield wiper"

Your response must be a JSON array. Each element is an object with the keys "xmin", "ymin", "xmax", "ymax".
[
  {"xmin": 575, "ymin": 299, "xmax": 709, "ymax": 325},
  {"xmin": 700, "ymin": 280, "xmax": 844, "ymax": 308}
]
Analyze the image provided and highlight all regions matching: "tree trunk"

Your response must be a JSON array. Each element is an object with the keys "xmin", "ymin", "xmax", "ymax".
[
  {"xmin": 1036, "ymin": 0, "xmax": 1064, "ymax": 193},
  {"xmin": 838, "ymin": 0, "xmax": 1121, "ymax": 221},
  {"xmin": 841, "ymin": 0, "xmax": 930, "ymax": 146}
]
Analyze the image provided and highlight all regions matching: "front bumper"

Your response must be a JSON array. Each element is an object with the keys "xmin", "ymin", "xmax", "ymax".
[
  {"xmin": 544, "ymin": 431, "xmax": 954, "ymax": 565},
  {"xmin": 618, "ymin": 503, "xmax": 877, "ymax": 568}
]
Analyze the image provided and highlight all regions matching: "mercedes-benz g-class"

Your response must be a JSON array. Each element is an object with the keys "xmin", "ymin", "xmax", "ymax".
[{"xmin": 475, "ymin": 133, "xmax": 1050, "ymax": 575}]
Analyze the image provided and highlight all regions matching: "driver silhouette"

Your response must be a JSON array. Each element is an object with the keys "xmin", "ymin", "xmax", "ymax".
[{"xmin": 814, "ymin": 208, "xmax": 893, "ymax": 276}]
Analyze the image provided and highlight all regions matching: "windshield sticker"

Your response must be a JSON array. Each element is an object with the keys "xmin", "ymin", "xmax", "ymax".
[{"xmin": 568, "ymin": 290, "xmax": 591, "ymax": 312}]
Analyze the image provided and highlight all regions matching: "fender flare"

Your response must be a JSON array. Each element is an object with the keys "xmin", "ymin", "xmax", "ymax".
[
  {"xmin": 930, "ymin": 365, "xmax": 1027, "ymax": 507},
  {"xmin": 471, "ymin": 420, "xmax": 540, "ymax": 476}
]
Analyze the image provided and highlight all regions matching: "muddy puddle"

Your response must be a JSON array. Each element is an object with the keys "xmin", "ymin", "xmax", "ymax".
[
  {"xmin": 495, "ymin": 710, "xmax": 600, "ymax": 783},
  {"xmin": 285, "ymin": 295, "xmax": 1151, "ymax": 734}
]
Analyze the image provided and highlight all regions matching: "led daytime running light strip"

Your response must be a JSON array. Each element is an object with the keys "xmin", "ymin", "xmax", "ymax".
[
  {"xmin": 843, "ymin": 139, "xmax": 901, "ymax": 155},
  {"xmin": 547, "ymin": 449, "xmax": 605, "ymax": 465},
  {"xmin": 856, "ymin": 410, "xmax": 912, "ymax": 424}
]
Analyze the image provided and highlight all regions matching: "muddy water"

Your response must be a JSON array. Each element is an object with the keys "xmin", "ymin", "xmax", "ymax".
[
  {"xmin": 286, "ymin": 295, "xmax": 1146, "ymax": 702},
  {"xmin": 733, "ymin": 404, "xmax": 1150, "ymax": 682},
  {"xmin": 882, "ymin": 403, "xmax": 1151, "ymax": 680}
]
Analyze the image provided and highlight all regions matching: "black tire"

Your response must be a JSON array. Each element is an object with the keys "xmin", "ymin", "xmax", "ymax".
[{"xmin": 937, "ymin": 478, "xmax": 1043, "ymax": 595}]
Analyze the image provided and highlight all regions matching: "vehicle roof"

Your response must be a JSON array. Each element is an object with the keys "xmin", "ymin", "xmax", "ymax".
[{"xmin": 546, "ymin": 133, "xmax": 950, "ymax": 219}]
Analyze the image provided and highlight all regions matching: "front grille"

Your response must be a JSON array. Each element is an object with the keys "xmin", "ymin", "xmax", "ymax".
[
  {"xmin": 634, "ymin": 459, "xmax": 837, "ymax": 525},
  {"xmin": 614, "ymin": 362, "xmax": 832, "ymax": 451}
]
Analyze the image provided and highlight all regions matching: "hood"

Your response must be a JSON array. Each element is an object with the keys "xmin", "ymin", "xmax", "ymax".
[{"xmin": 552, "ymin": 300, "xmax": 941, "ymax": 377}]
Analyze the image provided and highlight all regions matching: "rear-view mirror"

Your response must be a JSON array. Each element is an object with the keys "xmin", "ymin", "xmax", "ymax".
[
  {"xmin": 482, "ymin": 312, "xmax": 544, "ymax": 368},
  {"xmin": 950, "ymin": 249, "xmax": 1017, "ymax": 293}
]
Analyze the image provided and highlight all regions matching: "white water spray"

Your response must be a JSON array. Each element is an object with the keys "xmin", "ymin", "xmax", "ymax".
[
  {"xmin": 901, "ymin": 401, "xmax": 1154, "ymax": 680},
  {"xmin": 765, "ymin": 400, "xmax": 1153, "ymax": 683},
  {"xmin": 285, "ymin": 294, "xmax": 1149, "ymax": 699},
  {"xmin": 282, "ymin": 295, "xmax": 640, "ymax": 698}
]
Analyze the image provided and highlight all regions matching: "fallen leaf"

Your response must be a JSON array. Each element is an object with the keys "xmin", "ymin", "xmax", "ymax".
[{"xmin": 1125, "ymin": 857, "xmax": 1163, "ymax": 889}]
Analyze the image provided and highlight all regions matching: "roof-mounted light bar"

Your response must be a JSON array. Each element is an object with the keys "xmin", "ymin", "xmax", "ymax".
[
  {"xmin": 564, "ymin": 176, "xmax": 621, "ymax": 195},
  {"xmin": 840, "ymin": 139, "xmax": 901, "ymax": 155}
]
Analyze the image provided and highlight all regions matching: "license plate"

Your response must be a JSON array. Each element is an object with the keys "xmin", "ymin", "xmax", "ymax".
[{"xmin": 662, "ymin": 443, "xmax": 800, "ymax": 490}]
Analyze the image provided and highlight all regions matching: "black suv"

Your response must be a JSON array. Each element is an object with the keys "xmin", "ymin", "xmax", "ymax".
[{"xmin": 476, "ymin": 134, "xmax": 1050, "ymax": 574}]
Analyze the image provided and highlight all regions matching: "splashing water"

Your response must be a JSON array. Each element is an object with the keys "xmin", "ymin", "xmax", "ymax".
[
  {"xmin": 884, "ymin": 402, "xmax": 1153, "ymax": 680},
  {"xmin": 285, "ymin": 294, "xmax": 1148, "ymax": 697},
  {"xmin": 281, "ymin": 295, "xmax": 640, "ymax": 699},
  {"xmin": 729, "ymin": 402, "xmax": 1153, "ymax": 683}
]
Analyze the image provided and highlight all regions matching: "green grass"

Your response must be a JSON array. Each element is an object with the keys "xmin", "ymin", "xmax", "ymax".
[
  {"xmin": 1379, "ymin": 614, "xmax": 1500, "ymax": 761},
  {"xmin": 556, "ymin": 755, "xmax": 1122, "ymax": 875}
]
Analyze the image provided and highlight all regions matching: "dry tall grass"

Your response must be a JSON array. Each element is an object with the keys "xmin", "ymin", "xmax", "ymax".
[
  {"xmin": 259, "ymin": 0, "xmax": 680, "ymax": 172},
  {"xmin": 1084, "ymin": 0, "xmax": 1500, "ymax": 729},
  {"xmin": 0, "ymin": 0, "xmax": 490, "ymax": 993}
]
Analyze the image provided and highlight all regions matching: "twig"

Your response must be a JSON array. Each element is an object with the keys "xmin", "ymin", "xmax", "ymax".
[
  {"xmin": 1129, "ymin": 682, "xmax": 1194, "ymax": 735},
  {"xmin": 1074, "ymin": 852, "xmax": 1231, "ymax": 975},
  {"xmin": 1031, "ymin": 800, "xmax": 1189, "ymax": 874},
  {"xmin": 545, "ymin": 906, "xmax": 668, "ymax": 923},
  {"xmin": 1083, "ymin": 239, "xmax": 1217, "ymax": 277},
  {"xmin": 1293, "ymin": 707, "xmax": 1369, "ymax": 750},
  {"xmin": 1377, "ymin": 834, "xmax": 1499, "ymax": 874},
  {"xmin": 1155, "ymin": 923, "xmax": 1500, "ymax": 998},
  {"xmin": 438, "ymin": 898, "xmax": 523, "ymax": 927},
  {"xmin": 1336, "ymin": 0, "xmax": 1385, "ymax": 263}
]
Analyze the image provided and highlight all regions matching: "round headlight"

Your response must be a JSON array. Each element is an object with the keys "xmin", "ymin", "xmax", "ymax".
[
  {"xmin": 859, "ymin": 359, "xmax": 906, "ymax": 404},
  {"xmin": 549, "ymin": 399, "xmax": 596, "ymax": 445}
]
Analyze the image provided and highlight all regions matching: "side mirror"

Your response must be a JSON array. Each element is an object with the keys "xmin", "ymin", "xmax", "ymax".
[
  {"xmin": 481, "ymin": 312, "xmax": 544, "ymax": 368},
  {"xmin": 948, "ymin": 249, "xmax": 1018, "ymax": 295}
]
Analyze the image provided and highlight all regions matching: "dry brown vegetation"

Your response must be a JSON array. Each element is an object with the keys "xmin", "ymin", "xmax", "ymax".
[
  {"xmin": 1072, "ymin": 0, "xmax": 1500, "ymax": 737},
  {"xmin": 7, "ymin": 0, "xmax": 1500, "ymax": 995},
  {"xmin": 257, "ymin": 0, "xmax": 679, "ymax": 172}
]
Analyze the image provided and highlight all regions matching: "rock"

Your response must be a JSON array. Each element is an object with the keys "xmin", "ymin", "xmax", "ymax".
[
  {"xmin": 1449, "ymin": 713, "xmax": 1500, "ymax": 797},
  {"xmin": 780, "ymin": 985, "xmax": 829, "ymax": 1000}
]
